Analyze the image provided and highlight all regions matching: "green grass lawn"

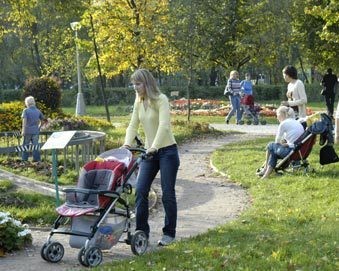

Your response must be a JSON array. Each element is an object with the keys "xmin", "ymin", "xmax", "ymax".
[
  {"xmin": 90, "ymin": 136, "xmax": 338, "ymax": 271},
  {"xmin": 1, "ymin": 103, "xmax": 337, "ymax": 269}
]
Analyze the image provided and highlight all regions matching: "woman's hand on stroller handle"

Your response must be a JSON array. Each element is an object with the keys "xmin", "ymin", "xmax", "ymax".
[
  {"xmin": 122, "ymin": 146, "xmax": 155, "ymax": 160},
  {"xmin": 146, "ymin": 147, "xmax": 157, "ymax": 155}
]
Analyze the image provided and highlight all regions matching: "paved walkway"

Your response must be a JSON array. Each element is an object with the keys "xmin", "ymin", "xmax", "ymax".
[
  {"xmin": 210, "ymin": 123, "xmax": 277, "ymax": 136},
  {"xmin": 0, "ymin": 124, "xmax": 278, "ymax": 271}
]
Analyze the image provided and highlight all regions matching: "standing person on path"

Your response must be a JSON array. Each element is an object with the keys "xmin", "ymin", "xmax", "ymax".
[
  {"xmin": 122, "ymin": 69, "xmax": 180, "ymax": 246},
  {"xmin": 224, "ymin": 70, "xmax": 242, "ymax": 124},
  {"xmin": 240, "ymin": 73, "xmax": 253, "ymax": 97},
  {"xmin": 257, "ymin": 106, "xmax": 304, "ymax": 179},
  {"xmin": 281, "ymin": 65, "xmax": 308, "ymax": 119},
  {"xmin": 321, "ymin": 68, "xmax": 338, "ymax": 118},
  {"xmin": 240, "ymin": 73, "xmax": 254, "ymax": 117},
  {"xmin": 21, "ymin": 96, "xmax": 44, "ymax": 162}
]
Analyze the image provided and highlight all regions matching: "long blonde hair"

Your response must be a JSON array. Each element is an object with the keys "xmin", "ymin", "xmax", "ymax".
[
  {"xmin": 276, "ymin": 105, "xmax": 295, "ymax": 119},
  {"xmin": 131, "ymin": 69, "xmax": 161, "ymax": 102}
]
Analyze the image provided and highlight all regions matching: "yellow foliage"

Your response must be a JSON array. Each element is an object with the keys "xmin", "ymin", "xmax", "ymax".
[
  {"xmin": 0, "ymin": 101, "xmax": 24, "ymax": 132},
  {"xmin": 83, "ymin": 0, "xmax": 177, "ymax": 78}
]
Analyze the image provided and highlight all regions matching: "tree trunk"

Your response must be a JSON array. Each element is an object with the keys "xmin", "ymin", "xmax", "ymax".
[{"xmin": 298, "ymin": 56, "xmax": 308, "ymax": 83}]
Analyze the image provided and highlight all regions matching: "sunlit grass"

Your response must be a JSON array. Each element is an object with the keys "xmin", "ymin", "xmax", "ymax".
[{"xmin": 92, "ymin": 137, "xmax": 338, "ymax": 270}]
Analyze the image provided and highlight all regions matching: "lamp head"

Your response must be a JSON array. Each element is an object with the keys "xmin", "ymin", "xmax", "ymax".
[{"xmin": 70, "ymin": 22, "xmax": 81, "ymax": 31}]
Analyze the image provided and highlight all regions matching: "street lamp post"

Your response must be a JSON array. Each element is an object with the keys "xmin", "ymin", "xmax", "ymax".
[{"xmin": 70, "ymin": 21, "xmax": 85, "ymax": 116}]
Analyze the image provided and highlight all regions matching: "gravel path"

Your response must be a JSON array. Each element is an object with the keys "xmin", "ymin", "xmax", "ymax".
[{"xmin": 0, "ymin": 129, "xmax": 274, "ymax": 271}]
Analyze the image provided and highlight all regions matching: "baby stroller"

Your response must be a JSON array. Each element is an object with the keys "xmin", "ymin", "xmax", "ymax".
[
  {"xmin": 40, "ymin": 147, "xmax": 148, "ymax": 267},
  {"xmin": 239, "ymin": 94, "xmax": 266, "ymax": 125}
]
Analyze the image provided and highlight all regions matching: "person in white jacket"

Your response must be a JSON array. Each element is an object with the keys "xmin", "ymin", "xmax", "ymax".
[
  {"xmin": 257, "ymin": 106, "xmax": 304, "ymax": 179},
  {"xmin": 281, "ymin": 65, "xmax": 308, "ymax": 119}
]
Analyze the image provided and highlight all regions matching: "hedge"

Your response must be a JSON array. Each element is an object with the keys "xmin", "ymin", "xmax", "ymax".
[{"xmin": 0, "ymin": 82, "xmax": 325, "ymax": 106}]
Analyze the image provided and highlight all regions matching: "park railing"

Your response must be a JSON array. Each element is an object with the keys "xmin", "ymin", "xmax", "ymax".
[{"xmin": 0, "ymin": 130, "xmax": 106, "ymax": 173}]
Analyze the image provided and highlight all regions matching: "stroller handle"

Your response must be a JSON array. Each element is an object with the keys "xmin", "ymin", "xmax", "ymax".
[
  {"xmin": 127, "ymin": 147, "xmax": 155, "ymax": 161},
  {"xmin": 127, "ymin": 147, "xmax": 146, "ymax": 153}
]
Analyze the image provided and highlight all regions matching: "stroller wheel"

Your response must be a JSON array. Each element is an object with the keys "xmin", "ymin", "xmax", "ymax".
[
  {"xmin": 131, "ymin": 230, "xmax": 148, "ymax": 255},
  {"xmin": 84, "ymin": 247, "xmax": 103, "ymax": 267},
  {"xmin": 78, "ymin": 247, "xmax": 89, "ymax": 267},
  {"xmin": 246, "ymin": 120, "xmax": 252, "ymax": 125},
  {"xmin": 260, "ymin": 120, "xmax": 267, "ymax": 125},
  {"xmin": 40, "ymin": 242, "xmax": 49, "ymax": 261},
  {"xmin": 44, "ymin": 241, "xmax": 64, "ymax": 263}
]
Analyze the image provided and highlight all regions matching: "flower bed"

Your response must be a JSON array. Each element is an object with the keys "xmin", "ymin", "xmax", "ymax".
[
  {"xmin": 170, "ymin": 98, "xmax": 275, "ymax": 116},
  {"xmin": 170, "ymin": 99, "xmax": 314, "ymax": 117}
]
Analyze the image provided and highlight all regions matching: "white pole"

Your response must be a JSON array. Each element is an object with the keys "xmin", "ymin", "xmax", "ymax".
[{"xmin": 71, "ymin": 22, "xmax": 85, "ymax": 116}]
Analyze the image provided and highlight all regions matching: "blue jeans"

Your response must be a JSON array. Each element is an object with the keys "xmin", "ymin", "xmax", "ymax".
[
  {"xmin": 226, "ymin": 94, "xmax": 242, "ymax": 123},
  {"xmin": 135, "ymin": 144, "xmax": 180, "ymax": 238},
  {"xmin": 267, "ymin": 142, "xmax": 292, "ymax": 168},
  {"xmin": 22, "ymin": 134, "xmax": 41, "ymax": 162}
]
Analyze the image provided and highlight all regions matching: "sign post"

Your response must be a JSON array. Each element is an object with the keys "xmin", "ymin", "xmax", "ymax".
[{"xmin": 41, "ymin": 131, "xmax": 77, "ymax": 206}]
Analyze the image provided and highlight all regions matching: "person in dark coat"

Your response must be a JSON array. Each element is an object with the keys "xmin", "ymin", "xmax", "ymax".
[{"xmin": 321, "ymin": 68, "xmax": 338, "ymax": 118}]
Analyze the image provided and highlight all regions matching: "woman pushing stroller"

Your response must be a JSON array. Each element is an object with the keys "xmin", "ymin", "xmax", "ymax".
[
  {"xmin": 122, "ymin": 69, "xmax": 180, "ymax": 246},
  {"xmin": 257, "ymin": 106, "xmax": 304, "ymax": 179}
]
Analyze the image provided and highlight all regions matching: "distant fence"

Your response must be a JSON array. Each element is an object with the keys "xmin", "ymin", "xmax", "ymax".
[{"xmin": 0, "ymin": 130, "xmax": 106, "ymax": 172}]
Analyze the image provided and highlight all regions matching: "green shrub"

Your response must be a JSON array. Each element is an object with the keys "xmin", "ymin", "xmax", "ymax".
[
  {"xmin": 0, "ymin": 89, "xmax": 22, "ymax": 102},
  {"xmin": 0, "ymin": 211, "xmax": 32, "ymax": 252},
  {"xmin": 23, "ymin": 77, "xmax": 62, "ymax": 112},
  {"xmin": 0, "ymin": 179, "xmax": 14, "ymax": 192},
  {"xmin": 253, "ymin": 84, "xmax": 283, "ymax": 100},
  {"xmin": 0, "ymin": 101, "xmax": 23, "ymax": 131},
  {"xmin": 40, "ymin": 115, "xmax": 114, "ymax": 132},
  {"xmin": 61, "ymin": 87, "xmax": 136, "ymax": 107},
  {"xmin": 0, "ymin": 101, "xmax": 62, "ymax": 132},
  {"xmin": 41, "ymin": 117, "xmax": 90, "ymax": 131}
]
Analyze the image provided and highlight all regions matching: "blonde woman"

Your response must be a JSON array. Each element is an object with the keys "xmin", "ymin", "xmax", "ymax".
[
  {"xmin": 123, "ymin": 69, "xmax": 180, "ymax": 246},
  {"xmin": 224, "ymin": 70, "xmax": 242, "ymax": 124},
  {"xmin": 257, "ymin": 106, "xmax": 304, "ymax": 179}
]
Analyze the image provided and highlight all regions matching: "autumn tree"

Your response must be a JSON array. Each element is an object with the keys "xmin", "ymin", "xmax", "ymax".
[
  {"xmin": 0, "ymin": 0, "xmax": 86, "ymax": 85},
  {"xmin": 82, "ymin": 0, "xmax": 176, "ymax": 80},
  {"xmin": 300, "ymin": 0, "xmax": 338, "ymax": 71}
]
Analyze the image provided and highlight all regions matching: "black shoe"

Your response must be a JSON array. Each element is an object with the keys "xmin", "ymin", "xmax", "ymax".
[{"xmin": 226, "ymin": 120, "xmax": 229, "ymax": 124}]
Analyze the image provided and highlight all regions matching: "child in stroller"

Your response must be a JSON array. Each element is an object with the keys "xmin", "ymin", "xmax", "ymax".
[
  {"xmin": 238, "ymin": 73, "xmax": 266, "ymax": 125},
  {"xmin": 239, "ymin": 94, "xmax": 266, "ymax": 125},
  {"xmin": 40, "ymin": 147, "xmax": 149, "ymax": 267}
]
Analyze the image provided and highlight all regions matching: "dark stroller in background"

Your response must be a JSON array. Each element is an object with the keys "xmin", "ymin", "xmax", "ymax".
[
  {"xmin": 275, "ymin": 113, "xmax": 336, "ymax": 173},
  {"xmin": 40, "ymin": 148, "xmax": 148, "ymax": 267},
  {"xmin": 239, "ymin": 94, "xmax": 266, "ymax": 125}
]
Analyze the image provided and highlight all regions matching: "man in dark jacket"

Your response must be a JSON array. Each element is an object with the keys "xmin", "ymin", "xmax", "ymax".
[{"xmin": 321, "ymin": 68, "xmax": 338, "ymax": 118}]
